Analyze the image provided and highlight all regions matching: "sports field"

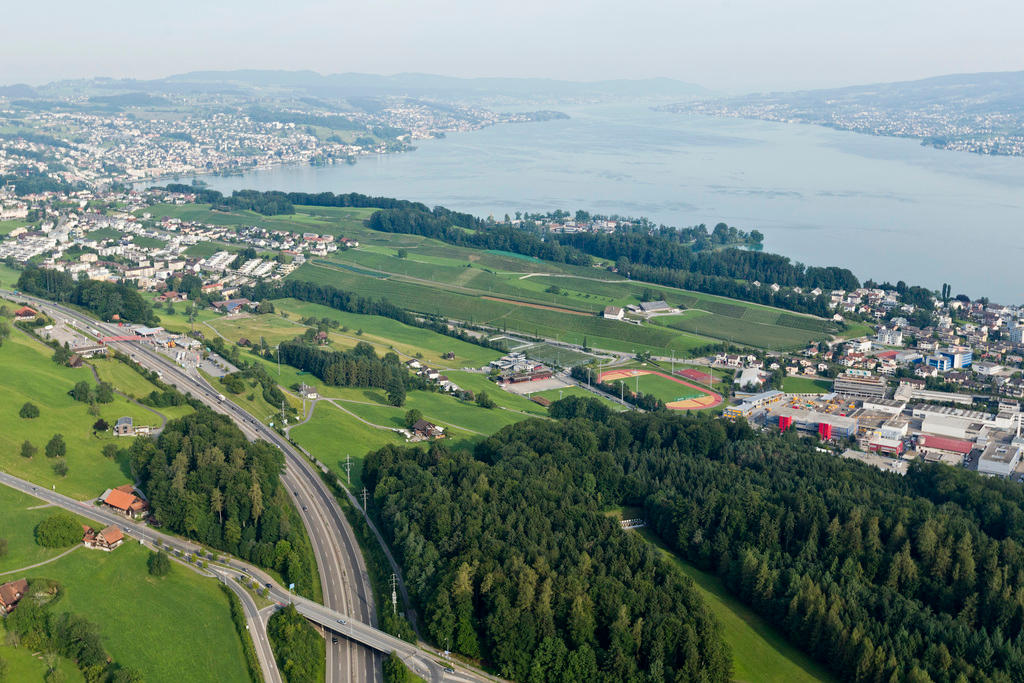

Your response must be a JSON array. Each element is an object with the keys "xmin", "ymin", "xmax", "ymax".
[
  {"xmin": 599, "ymin": 368, "xmax": 723, "ymax": 410},
  {"xmin": 782, "ymin": 376, "xmax": 832, "ymax": 394},
  {"xmin": 677, "ymin": 367, "xmax": 715, "ymax": 384}
]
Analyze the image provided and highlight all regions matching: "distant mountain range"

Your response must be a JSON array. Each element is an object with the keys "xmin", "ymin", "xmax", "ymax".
[
  {"xmin": 662, "ymin": 69, "xmax": 1024, "ymax": 157},
  {"xmin": 6, "ymin": 70, "xmax": 709, "ymax": 104},
  {"xmin": 710, "ymin": 70, "xmax": 1024, "ymax": 113}
]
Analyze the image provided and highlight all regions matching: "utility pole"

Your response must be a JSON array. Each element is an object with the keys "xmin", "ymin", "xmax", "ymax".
[
  {"xmin": 390, "ymin": 573, "xmax": 398, "ymax": 615},
  {"xmin": 281, "ymin": 398, "xmax": 286, "ymax": 423},
  {"xmin": 276, "ymin": 345, "xmax": 281, "ymax": 376},
  {"xmin": 344, "ymin": 454, "xmax": 352, "ymax": 485},
  {"xmin": 361, "ymin": 486, "xmax": 368, "ymax": 511}
]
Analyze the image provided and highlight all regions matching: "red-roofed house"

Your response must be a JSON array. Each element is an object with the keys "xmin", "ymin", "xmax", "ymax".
[
  {"xmin": 0, "ymin": 579, "xmax": 28, "ymax": 613},
  {"xmin": 82, "ymin": 525, "xmax": 124, "ymax": 551},
  {"xmin": 13, "ymin": 306, "xmax": 37, "ymax": 321},
  {"xmin": 99, "ymin": 486, "xmax": 149, "ymax": 519}
]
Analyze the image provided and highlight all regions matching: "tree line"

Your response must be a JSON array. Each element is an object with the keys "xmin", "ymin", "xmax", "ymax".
[
  {"xmin": 126, "ymin": 409, "xmax": 316, "ymax": 596},
  {"xmin": 17, "ymin": 266, "xmax": 157, "ymax": 325},
  {"xmin": 277, "ymin": 339, "xmax": 420, "ymax": 406},
  {"xmin": 161, "ymin": 186, "xmax": 426, "ymax": 216}
]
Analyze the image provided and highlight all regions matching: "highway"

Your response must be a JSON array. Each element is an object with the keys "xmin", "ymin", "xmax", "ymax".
[
  {"xmin": 0, "ymin": 467, "xmax": 495, "ymax": 683},
  {"xmin": 12, "ymin": 291, "xmax": 377, "ymax": 682},
  {"xmin": 7, "ymin": 292, "xmax": 498, "ymax": 683}
]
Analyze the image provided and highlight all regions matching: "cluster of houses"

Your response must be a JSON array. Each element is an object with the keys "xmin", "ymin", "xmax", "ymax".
[
  {"xmin": 0, "ymin": 188, "xmax": 365, "ymax": 303},
  {"xmin": 405, "ymin": 359, "xmax": 463, "ymax": 394}
]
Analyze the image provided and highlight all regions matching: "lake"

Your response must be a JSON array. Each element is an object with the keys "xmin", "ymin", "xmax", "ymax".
[{"xmin": 182, "ymin": 104, "xmax": 1024, "ymax": 302}]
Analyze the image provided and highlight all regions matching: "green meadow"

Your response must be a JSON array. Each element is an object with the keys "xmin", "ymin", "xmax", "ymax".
[{"xmin": 0, "ymin": 330, "xmax": 154, "ymax": 499}]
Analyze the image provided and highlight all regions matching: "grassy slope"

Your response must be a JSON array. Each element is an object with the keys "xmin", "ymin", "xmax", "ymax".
[
  {"xmin": 89, "ymin": 358, "xmax": 195, "ymax": 420},
  {"xmin": 637, "ymin": 529, "xmax": 833, "ymax": 683},
  {"xmin": 38, "ymin": 543, "xmax": 250, "ymax": 683},
  {"xmin": 290, "ymin": 401, "xmax": 403, "ymax": 489},
  {"xmin": 0, "ymin": 330, "xmax": 149, "ymax": 499},
  {"xmin": 0, "ymin": 485, "xmax": 88, "ymax": 573},
  {"xmin": 0, "ymin": 622, "xmax": 84, "ymax": 683},
  {"xmin": 273, "ymin": 298, "xmax": 502, "ymax": 367},
  {"xmin": 145, "ymin": 202, "xmax": 847, "ymax": 354},
  {"xmin": 0, "ymin": 485, "xmax": 249, "ymax": 683}
]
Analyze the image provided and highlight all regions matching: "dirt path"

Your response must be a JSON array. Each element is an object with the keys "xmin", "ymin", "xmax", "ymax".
[{"xmin": 0, "ymin": 545, "xmax": 80, "ymax": 577}]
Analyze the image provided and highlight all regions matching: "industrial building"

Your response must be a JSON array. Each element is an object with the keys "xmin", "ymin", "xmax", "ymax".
[
  {"xmin": 917, "ymin": 435, "xmax": 974, "ymax": 462},
  {"xmin": 723, "ymin": 390, "xmax": 785, "ymax": 419},
  {"xmin": 978, "ymin": 437, "xmax": 1022, "ymax": 478},
  {"xmin": 913, "ymin": 404, "xmax": 1017, "ymax": 440},
  {"xmin": 833, "ymin": 370, "xmax": 888, "ymax": 400},
  {"xmin": 868, "ymin": 436, "xmax": 903, "ymax": 456},
  {"xmin": 772, "ymin": 405, "xmax": 858, "ymax": 440}
]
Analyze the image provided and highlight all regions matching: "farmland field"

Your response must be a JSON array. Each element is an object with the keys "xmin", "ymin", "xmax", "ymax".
[
  {"xmin": 89, "ymin": 358, "xmax": 195, "ymax": 420},
  {"xmin": 0, "ymin": 329, "xmax": 158, "ymax": 498},
  {"xmin": 291, "ymin": 401, "xmax": 404, "ymax": 489},
  {"xmin": 0, "ymin": 218, "xmax": 28, "ymax": 235},
  {"xmin": 289, "ymin": 262, "xmax": 707, "ymax": 355},
  {"xmin": 85, "ymin": 227, "xmax": 121, "ymax": 241},
  {"xmin": 132, "ymin": 235, "xmax": 166, "ymax": 248},
  {"xmin": 36, "ymin": 542, "xmax": 250, "ymax": 683},
  {"xmin": 657, "ymin": 310, "xmax": 828, "ymax": 350},
  {"xmin": 0, "ymin": 622, "xmax": 83, "ymax": 682},
  {"xmin": 272, "ymin": 298, "xmax": 503, "ymax": 367},
  {"xmin": 0, "ymin": 485, "xmax": 96, "ymax": 574}
]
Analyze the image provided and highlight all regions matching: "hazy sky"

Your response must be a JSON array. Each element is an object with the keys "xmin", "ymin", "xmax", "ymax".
[{"xmin": 4, "ymin": 0, "xmax": 1022, "ymax": 92}]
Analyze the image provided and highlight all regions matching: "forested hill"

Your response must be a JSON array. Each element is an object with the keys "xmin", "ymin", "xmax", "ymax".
[
  {"xmin": 367, "ymin": 396, "xmax": 1024, "ymax": 682},
  {"xmin": 363, "ymin": 426, "xmax": 733, "ymax": 682}
]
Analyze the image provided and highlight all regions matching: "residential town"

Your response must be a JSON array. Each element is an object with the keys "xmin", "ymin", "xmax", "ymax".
[{"xmin": 0, "ymin": 95, "xmax": 567, "ymax": 190}]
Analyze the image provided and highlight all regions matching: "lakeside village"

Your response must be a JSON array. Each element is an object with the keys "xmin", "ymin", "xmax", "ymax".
[
  {"xmin": 7, "ymin": 188, "xmax": 1024, "ymax": 483},
  {"xmin": 0, "ymin": 96, "xmax": 564, "ymax": 189}
]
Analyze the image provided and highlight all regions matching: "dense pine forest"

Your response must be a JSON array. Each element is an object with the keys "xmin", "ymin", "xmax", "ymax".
[
  {"xmin": 127, "ymin": 409, "xmax": 316, "ymax": 595},
  {"xmin": 366, "ymin": 397, "xmax": 1024, "ymax": 682}
]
